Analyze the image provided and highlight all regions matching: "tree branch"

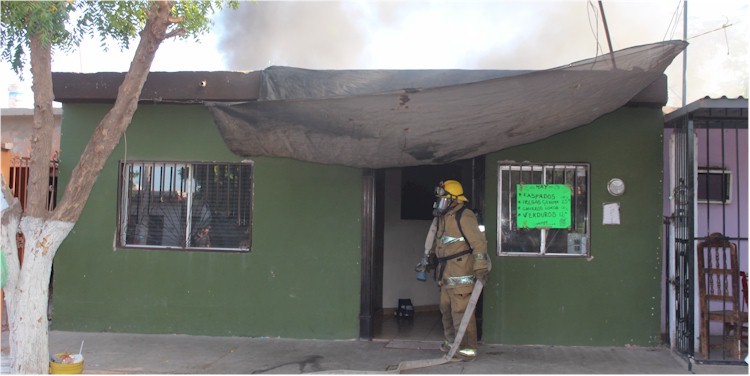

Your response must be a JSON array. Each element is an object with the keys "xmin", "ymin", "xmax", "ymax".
[
  {"xmin": 164, "ymin": 27, "xmax": 186, "ymax": 39},
  {"xmin": 51, "ymin": 1, "xmax": 175, "ymax": 223}
]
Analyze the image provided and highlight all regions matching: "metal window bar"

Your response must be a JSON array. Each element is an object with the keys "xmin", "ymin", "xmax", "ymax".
[
  {"xmin": 237, "ymin": 165, "xmax": 244, "ymax": 226},
  {"xmin": 543, "ymin": 165, "xmax": 585, "ymax": 255},
  {"xmin": 694, "ymin": 119, "xmax": 748, "ymax": 363},
  {"xmin": 120, "ymin": 161, "xmax": 252, "ymax": 251},
  {"xmin": 674, "ymin": 115, "xmax": 695, "ymax": 359},
  {"xmin": 184, "ymin": 164, "xmax": 194, "ymax": 248},
  {"xmin": 665, "ymin": 117, "xmax": 693, "ymax": 359},
  {"xmin": 499, "ymin": 164, "xmax": 587, "ymax": 256},
  {"xmin": 9, "ymin": 157, "xmax": 29, "ymax": 210},
  {"xmin": 7, "ymin": 156, "xmax": 59, "ymax": 212}
]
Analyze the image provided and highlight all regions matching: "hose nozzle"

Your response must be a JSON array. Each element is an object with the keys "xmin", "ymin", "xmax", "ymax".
[{"xmin": 414, "ymin": 254, "xmax": 429, "ymax": 282}]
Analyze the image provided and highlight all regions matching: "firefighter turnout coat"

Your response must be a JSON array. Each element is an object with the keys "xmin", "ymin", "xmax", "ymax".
[{"xmin": 433, "ymin": 203, "xmax": 491, "ymax": 293}]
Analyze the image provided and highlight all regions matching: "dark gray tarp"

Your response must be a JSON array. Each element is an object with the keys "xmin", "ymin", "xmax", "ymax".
[{"xmin": 207, "ymin": 40, "xmax": 687, "ymax": 168}]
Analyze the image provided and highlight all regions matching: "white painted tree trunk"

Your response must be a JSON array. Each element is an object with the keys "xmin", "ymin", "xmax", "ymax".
[
  {"xmin": 8, "ymin": 217, "xmax": 73, "ymax": 374},
  {"xmin": 1, "ymin": 3, "xmax": 177, "ymax": 372}
]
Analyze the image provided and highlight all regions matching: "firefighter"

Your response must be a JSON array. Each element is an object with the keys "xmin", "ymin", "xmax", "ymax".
[{"xmin": 431, "ymin": 179, "xmax": 490, "ymax": 360}]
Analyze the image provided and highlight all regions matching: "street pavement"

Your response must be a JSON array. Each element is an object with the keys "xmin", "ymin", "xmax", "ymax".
[{"xmin": 1, "ymin": 330, "xmax": 748, "ymax": 374}]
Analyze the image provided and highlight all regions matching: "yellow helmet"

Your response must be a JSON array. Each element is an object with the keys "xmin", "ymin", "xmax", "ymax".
[{"xmin": 436, "ymin": 180, "xmax": 469, "ymax": 202}]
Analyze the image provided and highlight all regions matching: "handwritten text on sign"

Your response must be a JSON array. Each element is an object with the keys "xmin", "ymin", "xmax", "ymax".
[{"xmin": 516, "ymin": 184, "xmax": 571, "ymax": 229}]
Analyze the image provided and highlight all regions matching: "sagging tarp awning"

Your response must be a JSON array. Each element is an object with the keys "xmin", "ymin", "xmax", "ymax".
[{"xmin": 206, "ymin": 40, "xmax": 687, "ymax": 169}]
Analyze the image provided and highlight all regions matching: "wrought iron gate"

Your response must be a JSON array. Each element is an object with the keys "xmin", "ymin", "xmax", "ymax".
[
  {"xmin": 668, "ymin": 114, "xmax": 695, "ymax": 358},
  {"xmin": 8, "ymin": 152, "xmax": 59, "ymax": 211},
  {"xmin": 665, "ymin": 98, "xmax": 748, "ymax": 365}
]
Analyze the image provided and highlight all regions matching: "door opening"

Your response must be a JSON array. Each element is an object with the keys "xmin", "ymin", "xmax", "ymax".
[{"xmin": 359, "ymin": 157, "xmax": 485, "ymax": 342}]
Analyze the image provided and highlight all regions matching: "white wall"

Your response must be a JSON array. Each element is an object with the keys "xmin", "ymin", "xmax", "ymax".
[
  {"xmin": 382, "ymin": 168, "xmax": 440, "ymax": 309},
  {"xmin": 1, "ymin": 108, "xmax": 62, "ymax": 156}
]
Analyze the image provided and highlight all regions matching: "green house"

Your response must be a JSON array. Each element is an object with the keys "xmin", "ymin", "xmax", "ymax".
[{"xmin": 50, "ymin": 41, "xmax": 684, "ymax": 346}]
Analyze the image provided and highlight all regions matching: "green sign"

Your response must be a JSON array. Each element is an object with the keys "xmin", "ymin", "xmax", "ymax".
[{"xmin": 516, "ymin": 184, "xmax": 571, "ymax": 229}]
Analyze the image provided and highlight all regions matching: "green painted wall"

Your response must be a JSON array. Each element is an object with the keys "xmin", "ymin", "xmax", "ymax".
[
  {"xmin": 481, "ymin": 107, "xmax": 665, "ymax": 346},
  {"xmin": 51, "ymin": 104, "xmax": 363, "ymax": 339},
  {"xmin": 52, "ymin": 103, "xmax": 665, "ymax": 345}
]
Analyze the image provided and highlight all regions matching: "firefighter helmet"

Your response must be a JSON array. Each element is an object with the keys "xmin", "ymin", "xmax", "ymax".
[{"xmin": 435, "ymin": 180, "xmax": 468, "ymax": 202}]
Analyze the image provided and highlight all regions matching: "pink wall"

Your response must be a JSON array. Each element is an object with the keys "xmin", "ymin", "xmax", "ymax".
[
  {"xmin": 663, "ymin": 128, "xmax": 747, "ymax": 246},
  {"xmin": 662, "ymin": 127, "xmax": 748, "ymax": 336},
  {"xmin": 695, "ymin": 128, "xmax": 748, "ymax": 241}
]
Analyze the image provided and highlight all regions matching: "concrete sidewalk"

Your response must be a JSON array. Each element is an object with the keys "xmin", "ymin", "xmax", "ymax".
[{"xmin": 2, "ymin": 330, "xmax": 748, "ymax": 374}]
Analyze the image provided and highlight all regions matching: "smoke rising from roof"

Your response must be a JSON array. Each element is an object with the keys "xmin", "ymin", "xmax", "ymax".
[
  {"xmin": 215, "ymin": 1, "xmax": 748, "ymax": 106},
  {"xmin": 216, "ymin": 2, "xmax": 368, "ymax": 69}
]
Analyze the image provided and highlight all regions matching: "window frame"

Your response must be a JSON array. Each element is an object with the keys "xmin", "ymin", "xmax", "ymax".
[
  {"xmin": 116, "ymin": 160, "xmax": 253, "ymax": 253},
  {"xmin": 497, "ymin": 162, "xmax": 591, "ymax": 257},
  {"xmin": 697, "ymin": 167, "xmax": 732, "ymax": 205}
]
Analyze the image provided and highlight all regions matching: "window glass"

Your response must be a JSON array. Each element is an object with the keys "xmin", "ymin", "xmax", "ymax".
[
  {"xmin": 119, "ymin": 161, "xmax": 252, "ymax": 252},
  {"xmin": 697, "ymin": 168, "xmax": 731, "ymax": 204},
  {"xmin": 498, "ymin": 163, "xmax": 590, "ymax": 256}
]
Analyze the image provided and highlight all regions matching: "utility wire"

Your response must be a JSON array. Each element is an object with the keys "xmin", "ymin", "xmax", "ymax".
[
  {"xmin": 663, "ymin": 0, "xmax": 684, "ymax": 41},
  {"xmin": 688, "ymin": 18, "xmax": 739, "ymax": 55},
  {"xmin": 586, "ymin": 0, "xmax": 603, "ymax": 62},
  {"xmin": 688, "ymin": 20, "xmax": 737, "ymax": 40}
]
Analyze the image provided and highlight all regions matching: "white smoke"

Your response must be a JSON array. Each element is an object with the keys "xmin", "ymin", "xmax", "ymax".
[
  {"xmin": 213, "ymin": 0, "xmax": 748, "ymax": 107},
  {"xmin": 216, "ymin": 1, "xmax": 368, "ymax": 69}
]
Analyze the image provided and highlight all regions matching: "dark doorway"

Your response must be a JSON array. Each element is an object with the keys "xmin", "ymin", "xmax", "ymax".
[{"xmin": 359, "ymin": 157, "xmax": 485, "ymax": 341}]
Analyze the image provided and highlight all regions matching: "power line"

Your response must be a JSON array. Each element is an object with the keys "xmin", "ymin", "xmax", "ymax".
[
  {"xmin": 586, "ymin": 0, "xmax": 603, "ymax": 60},
  {"xmin": 663, "ymin": 0, "xmax": 684, "ymax": 41},
  {"xmin": 688, "ymin": 20, "xmax": 738, "ymax": 40}
]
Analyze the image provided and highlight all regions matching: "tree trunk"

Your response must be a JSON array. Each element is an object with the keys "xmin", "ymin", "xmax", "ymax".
[
  {"xmin": 26, "ymin": 32, "xmax": 55, "ymax": 219},
  {"xmin": 1, "ymin": 176, "xmax": 22, "ymax": 338},
  {"xmin": 9, "ymin": 218, "xmax": 73, "ymax": 374},
  {"xmin": 3, "ymin": 2, "xmax": 176, "ymax": 373}
]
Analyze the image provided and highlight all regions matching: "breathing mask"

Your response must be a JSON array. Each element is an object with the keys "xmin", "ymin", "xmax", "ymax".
[
  {"xmin": 432, "ymin": 180, "xmax": 468, "ymax": 216},
  {"xmin": 433, "ymin": 196, "xmax": 453, "ymax": 215},
  {"xmin": 433, "ymin": 181, "xmax": 454, "ymax": 215}
]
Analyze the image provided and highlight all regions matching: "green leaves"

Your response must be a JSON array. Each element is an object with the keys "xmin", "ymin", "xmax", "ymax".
[
  {"xmin": 1, "ymin": 1, "xmax": 75, "ymax": 74},
  {"xmin": 1, "ymin": 0, "xmax": 238, "ymax": 75},
  {"xmin": 171, "ymin": 0, "xmax": 238, "ymax": 41}
]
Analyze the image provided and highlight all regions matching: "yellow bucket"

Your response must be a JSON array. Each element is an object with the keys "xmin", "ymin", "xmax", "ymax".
[{"xmin": 49, "ymin": 353, "xmax": 84, "ymax": 374}]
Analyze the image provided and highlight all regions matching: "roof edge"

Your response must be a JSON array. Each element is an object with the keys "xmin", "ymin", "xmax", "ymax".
[
  {"xmin": 1, "ymin": 107, "xmax": 63, "ymax": 116},
  {"xmin": 664, "ymin": 96, "xmax": 749, "ymax": 123},
  {"xmin": 52, "ymin": 69, "xmax": 668, "ymax": 107},
  {"xmin": 52, "ymin": 71, "xmax": 261, "ymax": 104}
]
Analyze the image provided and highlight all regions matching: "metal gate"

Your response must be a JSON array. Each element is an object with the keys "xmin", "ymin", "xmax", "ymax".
[
  {"xmin": 8, "ymin": 152, "xmax": 59, "ymax": 211},
  {"xmin": 665, "ymin": 97, "xmax": 748, "ymax": 365},
  {"xmin": 667, "ymin": 114, "xmax": 695, "ymax": 359},
  {"xmin": 6, "ymin": 154, "xmax": 60, "ymax": 264}
]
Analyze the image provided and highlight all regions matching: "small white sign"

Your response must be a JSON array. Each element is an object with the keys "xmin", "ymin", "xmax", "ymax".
[{"xmin": 603, "ymin": 202, "xmax": 620, "ymax": 225}]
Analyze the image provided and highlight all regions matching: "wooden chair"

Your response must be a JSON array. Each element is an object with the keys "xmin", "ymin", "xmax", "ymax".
[
  {"xmin": 696, "ymin": 233, "xmax": 748, "ymax": 359},
  {"xmin": 741, "ymin": 271, "xmax": 748, "ymax": 348}
]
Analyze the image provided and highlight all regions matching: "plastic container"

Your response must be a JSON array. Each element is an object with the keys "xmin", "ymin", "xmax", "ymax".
[{"xmin": 49, "ymin": 353, "xmax": 84, "ymax": 374}]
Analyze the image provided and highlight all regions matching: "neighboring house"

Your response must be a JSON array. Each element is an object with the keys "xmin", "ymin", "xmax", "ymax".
[
  {"xmin": 1, "ymin": 108, "xmax": 62, "ymax": 205},
  {"xmin": 49, "ymin": 41, "xmax": 686, "ymax": 347},
  {"xmin": 0, "ymin": 107, "xmax": 62, "ymax": 243},
  {"xmin": 663, "ymin": 97, "xmax": 748, "ymax": 362},
  {"xmin": 0, "ymin": 107, "xmax": 62, "ymax": 160}
]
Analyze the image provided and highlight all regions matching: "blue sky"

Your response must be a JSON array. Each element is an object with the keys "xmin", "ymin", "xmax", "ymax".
[{"xmin": 1, "ymin": 0, "xmax": 747, "ymax": 108}]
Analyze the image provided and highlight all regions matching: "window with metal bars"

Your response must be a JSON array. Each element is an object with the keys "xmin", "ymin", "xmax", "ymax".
[
  {"xmin": 117, "ymin": 160, "xmax": 253, "ymax": 252},
  {"xmin": 8, "ymin": 155, "xmax": 59, "ymax": 211},
  {"xmin": 497, "ymin": 163, "xmax": 590, "ymax": 256},
  {"xmin": 697, "ymin": 167, "xmax": 732, "ymax": 204}
]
